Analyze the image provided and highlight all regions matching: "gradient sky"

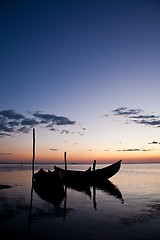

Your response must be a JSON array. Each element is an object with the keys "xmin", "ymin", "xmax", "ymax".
[{"xmin": 0, "ymin": 0, "xmax": 160, "ymax": 163}]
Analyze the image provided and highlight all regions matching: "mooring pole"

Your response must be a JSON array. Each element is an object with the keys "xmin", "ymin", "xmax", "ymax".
[
  {"xmin": 32, "ymin": 128, "xmax": 35, "ymax": 180},
  {"xmin": 64, "ymin": 151, "xmax": 67, "ymax": 171},
  {"xmin": 93, "ymin": 160, "xmax": 96, "ymax": 171}
]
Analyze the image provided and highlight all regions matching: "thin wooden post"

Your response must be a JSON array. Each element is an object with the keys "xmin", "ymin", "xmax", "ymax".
[
  {"xmin": 93, "ymin": 160, "xmax": 96, "ymax": 171},
  {"xmin": 64, "ymin": 151, "xmax": 67, "ymax": 171},
  {"xmin": 32, "ymin": 128, "xmax": 35, "ymax": 180}
]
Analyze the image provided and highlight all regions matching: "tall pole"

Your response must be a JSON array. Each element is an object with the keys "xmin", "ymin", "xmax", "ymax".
[
  {"xmin": 93, "ymin": 160, "xmax": 96, "ymax": 171},
  {"xmin": 64, "ymin": 151, "xmax": 67, "ymax": 171},
  {"xmin": 32, "ymin": 128, "xmax": 35, "ymax": 180}
]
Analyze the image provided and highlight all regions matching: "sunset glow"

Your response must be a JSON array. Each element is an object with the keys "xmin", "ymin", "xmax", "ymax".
[{"xmin": 0, "ymin": 1, "xmax": 160, "ymax": 164}]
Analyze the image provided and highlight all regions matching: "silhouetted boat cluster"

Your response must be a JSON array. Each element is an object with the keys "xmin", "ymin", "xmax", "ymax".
[
  {"xmin": 34, "ymin": 160, "xmax": 122, "ymax": 186},
  {"xmin": 54, "ymin": 160, "xmax": 122, "ymax": 183},
  {"xmin": 33, "ymin": 168, "xmax": 64, "ymax": 208},
  {"xmin": 33, "ymin": 160, "xmax": 123, "ymax": 209},
  {"xmin": 31, "ymin": 130, "xmax": 123, "ymax": 214}
]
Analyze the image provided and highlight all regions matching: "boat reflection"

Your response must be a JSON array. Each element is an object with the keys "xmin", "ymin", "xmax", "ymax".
[
  {"xmin": 92, "ymin": 180, "xmax": 124, "ymax": 204},
  {"xmin": 33, "ymin": 179, "xmax": 123, "ymax": 211},
  {"xmin": 33, "ymin": 180, "xmax": 65, "ymax": 209},
  {"xmin": 66, "ymin": 181, "xmax": 92, "ymax": 198}
]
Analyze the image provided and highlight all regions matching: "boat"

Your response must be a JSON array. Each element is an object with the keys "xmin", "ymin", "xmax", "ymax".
[
  {"xmin": 33, "ymin": 168, "xmax": 65, "ymax": 209},
  {"xmin": 33, "ymin": 168, "xmax": 64, "ymax": 188},
  {"xmin": 33, "ymin": 179, "xmax": 65, "ymax": 209},
  {"xmin": 88, "ymin": 160, "xmax": 122, "ymax": 183},
  {"xmin": 54, "ymin": 160, "xmax": 122, "ymax": 183},
  {"xmin": 54, "ymin": 166, "xmax": 91, "ymax": 183}
]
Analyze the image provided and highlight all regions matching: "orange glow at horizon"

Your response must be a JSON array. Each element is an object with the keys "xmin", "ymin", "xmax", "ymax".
[{"xmin": 0, "ymin": 148, "xmax": 160, "ymax": 164}]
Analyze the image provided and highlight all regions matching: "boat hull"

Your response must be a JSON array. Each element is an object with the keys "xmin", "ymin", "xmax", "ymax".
[
  {"xmin": 54, "ymin": 160, "xmax": 122, "ymax": 183},
  {"xmin": 88, "ymin": 160, "xmax": 122, "ymax": 183}
]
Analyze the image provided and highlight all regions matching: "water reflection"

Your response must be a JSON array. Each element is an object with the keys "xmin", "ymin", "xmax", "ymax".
[
  {"xmin": 122, "ymin": 200, "xmax": 160, "ymax": 225},
  {"xmin": 66, "ymin": 181, "xmax": 92, "ymax": 198},
  {"xmin": 91, "ymin": 181, "xmax": 124, "ymax": 205},
  {"xmin": 33, "ymin": 180, "xmax": 124, "ymax": 214},
  {"xmin": 1, "ymin": 164, "xmax": 160, "ymax": 239},
  {"xmin": 33, "ymin": 181, "xmax": 65, "ymax": 209}
]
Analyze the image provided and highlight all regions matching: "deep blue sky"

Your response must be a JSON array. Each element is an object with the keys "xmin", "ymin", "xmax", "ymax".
[{"xmin": 1, "ymin": 0, "xmax": 160, "ymax": 162}]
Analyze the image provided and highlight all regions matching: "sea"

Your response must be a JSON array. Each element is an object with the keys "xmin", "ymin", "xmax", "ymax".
[{"xmin": 0, "ymin": 162, "xmax": 160, "ymax": 240}]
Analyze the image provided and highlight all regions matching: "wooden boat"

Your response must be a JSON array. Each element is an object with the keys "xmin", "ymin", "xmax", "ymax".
[
  {"xmin": 54, "ymin": 166, "xmax": 91, "ymax": 183},
  {"xmin": 33, "ymin": 168, "xmax": 64, "ymax": 188},
  {"xmin": 88, "ymin": 160, "xmax": 122, "ymax": 182},
  {"xmin": 33, "ymin": 179, "xmax": 65, "ymax": 209},
  {"xmin": 33, "ymin": 168, "xmax": 65, "ymax": 209},
  {"xmin": 54, "ymin": 160, "xmax": 122, "ymax": 183}
]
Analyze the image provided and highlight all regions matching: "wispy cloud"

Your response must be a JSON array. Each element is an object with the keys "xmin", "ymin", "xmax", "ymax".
[
  {"xmin": 0, "ymin": 152, "xmax": 12, "ymax": 155},
  {"xmin": 117, "ymin": 148, "xmax": 151, "ymax": 152},
  {"xmin": 0, "ymin": 109, "xmax": 76, "ymax": 138},
  {"xmin": 130, "ymin": 114, "xmax": 159, "ymax": 119},
  {"xmin": 21, "ymin": 118, "xmax": 39, "ymax": 126},
  {"xmin": 0, "ymin": 116, "xmax": 15, "ymax": 133},
  {"xmin": 33, "ymin": 112, "xmax": 76, "ymax": 126},
  {"xmin": 8, "ymin": 121, "xmax": 20, "ymax": 127},
  {"xmin": 112, "ymin": 107, "xmax": 160, "ymax": 128},
  {"xmin": 148, "ymin": 141, "xmax": 160, "ymax": 144},
  {"xmin": 0, "ymin": 132, "xmax": 11, "ymax": 137},
  {"xmin": 60, "ymin": 130, "xmax": 70, "ymax": 134},
  {"xmin": 49, "ymin": 148, "xmax": 58, "ymax": 151},
  {"xmin": 113, "ymin": 107, "xmax": 142, "ymax": 116},
  {"xmin": 17, "ymin": 127, "xmax": 31, "ymax": 133},
  {"xmin": 0, "ymin": 110, "xmax": 24, "ymax": 120},
  {"xmin": 133, "ymin": 119, "xmax": 160, "ymax": 127}
]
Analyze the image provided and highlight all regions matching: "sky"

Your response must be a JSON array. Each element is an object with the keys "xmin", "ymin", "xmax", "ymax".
[{"xmin": 0, "ymin": 0, "xmax": 160, "ymax": 163}]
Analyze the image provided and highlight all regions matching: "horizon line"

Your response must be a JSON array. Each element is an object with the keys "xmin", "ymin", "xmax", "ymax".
[{"xmin": 0, "ymin": 161, "xmax": 160, "ymax": 164}]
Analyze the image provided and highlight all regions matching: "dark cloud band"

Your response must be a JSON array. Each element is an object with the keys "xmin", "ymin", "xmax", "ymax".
[
  {"xmin": 117, "ymin": 149, "xmax": 151, "ymax": 152},
  {"xmin": 0, "ymin": 109, "xmax": 76, "ymax": 137},
  {"xmin": 33, "ymin": 112, "xmax": 76, "ymax": 126},
  {"xmin": 0, "ymin": 110, "xmax": 24, "ymax": 120},
  {"xmin": 112, "ymin": 107, "xmax": 160, "ymax": 128}
]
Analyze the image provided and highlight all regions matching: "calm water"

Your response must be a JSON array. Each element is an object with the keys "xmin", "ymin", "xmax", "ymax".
[{"xmin": 1, "ymin": 163, "xmax": 160, "ymax": 240}]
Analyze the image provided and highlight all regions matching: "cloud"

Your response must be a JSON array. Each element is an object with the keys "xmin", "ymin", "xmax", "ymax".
[
  {"xmin": 49, "ymin": 148, "xmax": 58, "ymax": 151},
  {"xmin": 61, "ymin": 130, "xmax": 69, "ymax": 134},
  {"xmin": 8, "ymin": 121, "xmax": 20, "ymax": 127},
  {"xmin": 113, "ymin": 107, "xmax": 142, "ymax": 116},
  {"xmin": 0, "ymin": 109, "xmax": 77, "ymax": 138},
  {"xmin": 50, "ymin": 128, "xmax": 59, "ymax": 132},
  {"xmin": 0, "ymin": 133, "xmax": 11, "ymax": 137},
  {"xmin": 33, "ymin": 112, "xmax": 76, "ymax": 126},
  {"xmin": 21, "ymin": 118, "xmax": 39, "ymax": 126},
  {"xmin": 134, "ymin": 119, "xmax": 160, "ymax": 127},
  {"xmin": 0, "ymin": 153, "xmax": 12, "ymax": 155},
  {"xmin": 148, "ymin": 141, "xmax": 160, "ymax": 144},
  {"xmin": 0, "ymin": 110, "xmax": 24, "ymax": 120},
  {"xmin": 112, "ymin": 107, "xmax": 160, "ymax": 128},
  {"xmin": 0, "ymin": 117, "xmax": 15, "ymax": 133},
  {"xmin": 130, "ymin": 114, "xmax": 159, "ymax": 119},
  {"xmin": 117, "ymin": 149, "xmax": 151, "ymax": 152},
  {"xmin": 17, "ymin": 127, "xmax": 31, "ymax": 133}
]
